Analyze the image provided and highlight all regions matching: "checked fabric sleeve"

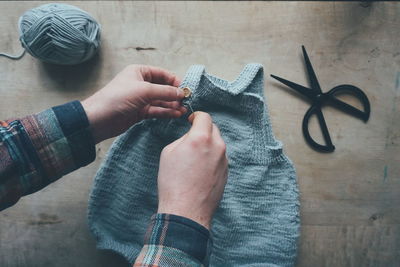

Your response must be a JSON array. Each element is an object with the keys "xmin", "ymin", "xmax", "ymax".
[
  {"xmin": 0, "ymin": 100, "xmax": 209, "ymax": 267},
  {"xmin": 134, "ymin": 214, "xmax": 210, "ymax": 267},
  {"xmin": 0, "ymin": 100, "xmax": 95, "ymax": 210}
]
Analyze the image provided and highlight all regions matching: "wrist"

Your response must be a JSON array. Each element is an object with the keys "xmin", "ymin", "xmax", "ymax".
[
  {"xmin": 157, "ymin": 205, "xmax": 212, "ymax": 230},
  {"xmin": 81, "ymin": 98, "xmax": 108, "ymax": 144}
]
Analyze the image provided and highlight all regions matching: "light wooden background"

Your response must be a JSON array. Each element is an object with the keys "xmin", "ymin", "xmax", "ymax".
[{"xmin": 0, "ymin": 1, "xmax": 399, "ymax": 266}]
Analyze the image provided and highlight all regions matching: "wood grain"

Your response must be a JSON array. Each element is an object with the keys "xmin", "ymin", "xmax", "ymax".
[{"xmin": 0, "ymin": 1, "xmax": 399, "ymax": 266}]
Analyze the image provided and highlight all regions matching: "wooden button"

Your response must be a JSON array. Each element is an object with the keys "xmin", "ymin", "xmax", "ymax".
[{"xmin": 181, "ymin": 87, "xmax": 192, "ymax": 98}]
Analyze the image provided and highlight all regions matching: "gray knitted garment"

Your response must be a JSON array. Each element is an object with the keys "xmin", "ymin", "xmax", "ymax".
[{"xmin": 88, "ymin": 64, "xmax": 300, "ymax": 266}]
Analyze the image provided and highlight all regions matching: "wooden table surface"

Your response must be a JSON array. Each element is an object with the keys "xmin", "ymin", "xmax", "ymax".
[{"xmin": 0, "ymin": 1, "xmax": 399, "ymax": 266}]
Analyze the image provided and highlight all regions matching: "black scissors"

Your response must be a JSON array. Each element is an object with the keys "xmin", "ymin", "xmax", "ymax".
[{"xmin": 271, "ymin": 46, "xmax": 370, "ymax": 152}]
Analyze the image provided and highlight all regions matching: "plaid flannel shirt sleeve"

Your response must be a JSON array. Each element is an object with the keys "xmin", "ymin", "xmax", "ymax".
[
  {"xmin": 0, "ymin": 100, "xmax": 95, "ymax": 211},
  {"xmin": 0, "ymin": 101, "xmax": 210, "ymax": 266},
  {"xmin": 134, "ymin": 214, "xmax": 210, "ymax": 267}
]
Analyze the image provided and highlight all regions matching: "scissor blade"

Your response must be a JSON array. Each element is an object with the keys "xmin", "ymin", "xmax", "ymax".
[
  {"xmin": 302, "ymin": 45, "xmax": 322, "ymax": 93},
  {"xmin": 270, "ymin": 74, "xmax": 315, "ymax": 99},
  {"xmin": 315, "ymin": 109, "xmax": 334, "ymax": 149},
  {"xmin": 329, "ymin": 97, "xmax": 369, "ymax": 121}
]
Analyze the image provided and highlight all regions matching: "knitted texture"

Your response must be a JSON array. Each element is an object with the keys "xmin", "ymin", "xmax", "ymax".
[{"xmin": 88, "ymin": 64, "xmax": 300, "ymax": 266}]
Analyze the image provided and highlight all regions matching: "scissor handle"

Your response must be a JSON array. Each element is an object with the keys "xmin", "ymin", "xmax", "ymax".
[
  {"xmin": 326, "ymin": 84, "xmax": 371, "ymax": 122},
  {"xmin": 302, "ymin": 105, "xmax": 335, "ymax": 152},
  {"xmin": 302, "ymin": 85, "xmax": 371, "ymax": 152}
]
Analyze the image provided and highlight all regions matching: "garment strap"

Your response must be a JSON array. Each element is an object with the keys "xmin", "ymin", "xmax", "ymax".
[
  {"xmin": 180, "ymin": 65, "xmax": 205, "ymax": 93},
  {"xmin": 226, "ymin": 63, "xmax": 264, "ymax": 96}
]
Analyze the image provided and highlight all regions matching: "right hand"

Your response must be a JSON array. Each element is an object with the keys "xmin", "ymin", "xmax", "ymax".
[{"xmin": 157, "ymin": 112, "xmax": 228, "ymax": 229}]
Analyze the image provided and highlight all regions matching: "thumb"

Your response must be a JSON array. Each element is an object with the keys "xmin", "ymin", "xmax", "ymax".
[
  {"xmin": 143, "ymin": 83, "xmax": 184, "ymax": 102},
  {"xmin": 165, "ymin": 132, "xmax": 188, "ymax": 151}
]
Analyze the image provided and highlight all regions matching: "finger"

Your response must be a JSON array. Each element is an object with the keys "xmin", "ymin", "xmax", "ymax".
[
  {"xmin": 140, "ymin": 65, "xmax": 182, "ymax": 87},
  {"xmin": 146, "ymin": 106, "xmax": 184, "ymax": 119},
  {"xmin": 188, "ymin": 111, "xmax": 213, "ymax": 135},
  {"xmin": 179, "ymin": 106, "xmax": 188, "ymax": 114},
  {"xmin": 151, "ymin": 100, "xmax": 187, "ymax": 114},
  {"xmin": 144, "ymin": 83, "xmax": 184, "ymax": 102},
  {"xmin": 151, "ymin": 100, "xmax": 182, "ymax": 110}
]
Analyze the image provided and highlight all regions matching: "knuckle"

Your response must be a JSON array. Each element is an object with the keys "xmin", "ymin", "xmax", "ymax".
[
  {"xmin": 190, "ymin": 133, "xmax": 211, "ymax": 146},
  {"xmin": 216, "ymin": 140, "xmax": 227, "ymax": 154},
  {"xmin": 219, "ymin": 141, "xmax": 227, "ymax": 153},
  {"xmin": 161, "ymin": 145, "xmax": 172, "ymax": 155}
]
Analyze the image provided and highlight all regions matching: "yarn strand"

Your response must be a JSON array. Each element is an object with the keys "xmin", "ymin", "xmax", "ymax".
[{"xmin": 0, "ymin": 49, "xmax": 26, "ymax": 60}]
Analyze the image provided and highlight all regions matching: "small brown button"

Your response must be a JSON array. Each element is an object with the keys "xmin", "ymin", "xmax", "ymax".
[{"xmin": 181, "ymin": 87, "xmax": 192, "ymax": 98}]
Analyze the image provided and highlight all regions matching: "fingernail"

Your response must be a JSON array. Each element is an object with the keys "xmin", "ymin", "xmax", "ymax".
[{"xmin": 176, "ymin": 88, "xmax": 184, "ymax": 98}]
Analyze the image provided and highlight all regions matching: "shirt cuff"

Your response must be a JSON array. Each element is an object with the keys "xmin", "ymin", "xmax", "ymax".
[
  {"xmin": 143, "ymin": 213, "xmax": 210, "ymax": 264},
  {"xmin": 20, "ymin": 100, "xmax": 96, "ymax": 182},
  {"xmin": 51, "ymin": 100, "xmax": 95, "ymax": 168}
]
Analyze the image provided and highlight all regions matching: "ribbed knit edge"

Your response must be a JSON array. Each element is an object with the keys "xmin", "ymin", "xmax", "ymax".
[
  {"xmin": 87, "ymin": 138, "xmax": 143, "ymax": 263},
  {"xmin": 181, "ymin": 64, "xmax": 288, "ymax": 165},
  {"xmin": 88, "ymin": 197, "xmax": 143, "ymax": 262},
  {"xmin": 87, "ymin": 130, "xmax": 135, "ymax": 263}
]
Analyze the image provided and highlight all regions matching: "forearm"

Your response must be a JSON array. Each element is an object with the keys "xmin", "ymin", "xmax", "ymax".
[
  {"xmin": 134, "ymin": 214, "xmax": 210, "ymax": 267},
  {"xmin": 0, "ymin": 101, "xmax": 95, "ymax": 210}
]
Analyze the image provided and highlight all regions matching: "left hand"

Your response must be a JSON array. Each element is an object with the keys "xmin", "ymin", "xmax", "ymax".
[{"xmin": 82, "ymin": 65, "xmax": 186, "ymax": 143}]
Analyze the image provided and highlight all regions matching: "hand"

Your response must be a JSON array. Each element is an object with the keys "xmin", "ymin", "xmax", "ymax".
[
  {"xmin": 82, "ymin": 65, "xmax": 187, "ymax": 143},
  {"xmin": 157, "ymin": 112, "xmax": 228, "ymax": 229}
]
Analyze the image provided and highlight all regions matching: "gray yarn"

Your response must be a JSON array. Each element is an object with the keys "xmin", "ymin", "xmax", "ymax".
[
  {"xmin": 0, "ymin": 50, "xmax": 25, "ymax": 60},
  {"xmin": 0, "ymin": 3, "xmax": 101, "ymax": 65},
  {"xmin": 88, "ymin": 64, "xmax": 300, "ymax": 266}
]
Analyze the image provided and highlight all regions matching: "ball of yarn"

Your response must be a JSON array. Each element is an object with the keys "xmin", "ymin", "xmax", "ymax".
[{"xmin": 18, "ymin": 3, "xmax": 101, "ymax": 65}]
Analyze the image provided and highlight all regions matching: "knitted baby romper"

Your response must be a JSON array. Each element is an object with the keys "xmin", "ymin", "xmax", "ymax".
[{"xmin": 88, "ymin": 64, "xmax": 300, "ymax": 266}]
